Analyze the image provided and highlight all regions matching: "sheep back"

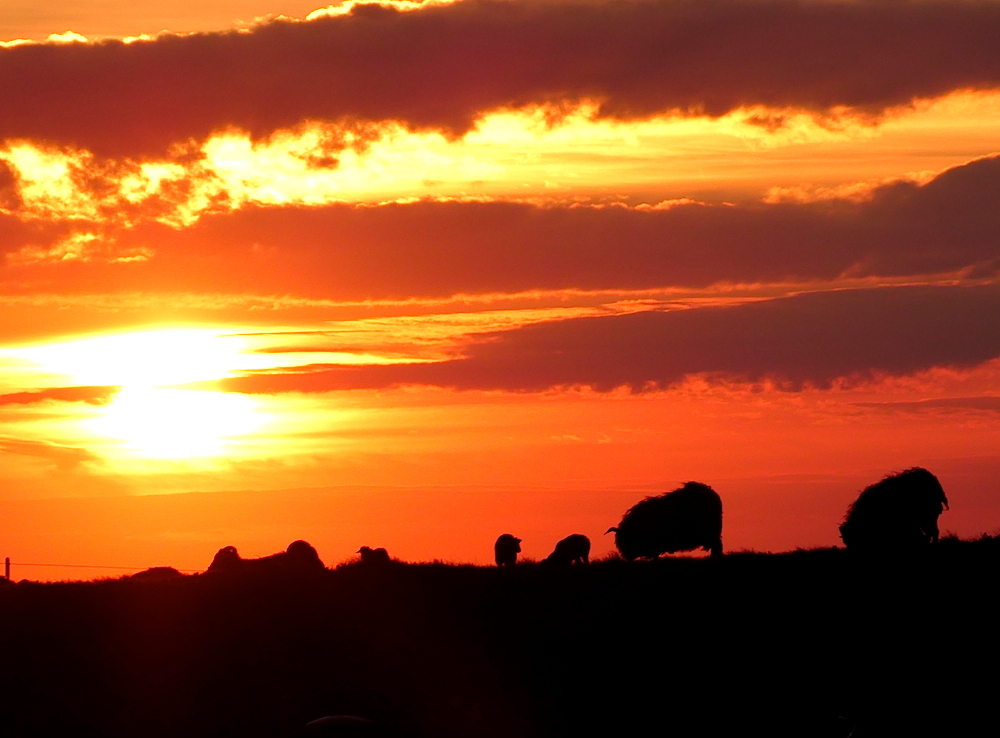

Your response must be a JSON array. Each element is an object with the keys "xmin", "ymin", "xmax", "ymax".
[
  {"xmin": 543, "ymin": 534, "xmax": 591, "ymax": 565},
  {"xmin": 840, "ymin": 467, "xmax": 949, "ymax": 551},
  {"xmin": 611, "ymin": 482, "xmax": 723, "ymax": 560}
]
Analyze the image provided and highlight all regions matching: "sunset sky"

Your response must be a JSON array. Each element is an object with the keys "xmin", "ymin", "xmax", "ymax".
[{"xmin": 3, "ymin": 0, "xmax": 1000, "ymax": 579}]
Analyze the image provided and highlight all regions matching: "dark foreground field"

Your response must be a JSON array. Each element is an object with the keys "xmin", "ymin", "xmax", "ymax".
[{"xmin": 1, "ymin": 539, "xmax": 998, "ymax": 738}]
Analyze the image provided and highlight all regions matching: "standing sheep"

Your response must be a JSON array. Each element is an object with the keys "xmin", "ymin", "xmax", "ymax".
[
  {"xmin": 839, "ymin": 467, "xmax": 949, "ymax": 551},
  {"xmin": 494, "ymin": 534, "xmax": 522, "ymax": 567},
  {"xmin": 608, "ymin": 482, "xmax": 723, "ymax": 560},
  {"xmin": 543, "ymin": 534, "xmax": 591, "ymax": 565}
]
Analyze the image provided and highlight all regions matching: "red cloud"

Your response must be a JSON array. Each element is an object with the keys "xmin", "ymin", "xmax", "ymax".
[
  {"xmin": 4, "ymin": 153, "xmax": 987, "ymax": 298},
  {"xmin": 2, "ymin": 0, "xmax": 1000, "ymax": 157}
]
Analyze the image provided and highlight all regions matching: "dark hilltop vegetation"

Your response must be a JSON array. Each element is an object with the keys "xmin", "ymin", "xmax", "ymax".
[{"xmin": 1, "ymin": 537, "xmax": 999, "ymax": 738}]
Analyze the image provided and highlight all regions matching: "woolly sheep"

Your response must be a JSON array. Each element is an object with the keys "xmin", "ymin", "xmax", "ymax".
[
  {"xmin": 494, "ymin": 534, "xmax": 522, "ymax": 566},
  {"xmin": 839, "ymin": 467, "xmax": 949, "ymax": 551},
  {"xmin": 608, "ymin": 482, "xmax": 723, "ymax": 559}
]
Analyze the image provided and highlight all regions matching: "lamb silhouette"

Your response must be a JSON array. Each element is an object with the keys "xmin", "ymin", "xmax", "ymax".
[
  {"xmin": 206, "ymin": 540, "xmax": 325, "ymax": 574},
  {"xmin": 543, "ymin": 534, "xmax": 591, "ymax": 565},
  {"xmin": 357, "ymin": 546, "xmax": 391, "ymax": 564},
  {"xmin": 608, "ymin": 482, "xmax": 723, "ymax": 559},
  {"xmin": 839, "ymin": 467, "xmax": 949, "ymax": 551},
  {"xmin": 494, "ymin": 534, "xmax": 522, "ymax": 566}
]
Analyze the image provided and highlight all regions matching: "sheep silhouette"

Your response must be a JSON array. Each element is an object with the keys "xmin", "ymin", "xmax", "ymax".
[
  {"xmin": 494, "ymin": 534, "xmax": 522, "ymax": 566},
  {"xmin": 543, "ymin": 534, "xmax": 591, "ymax": 565},
  {"xmin": 357, "ymin": 546, "xmax": 391, "ymax": 564},
  {"xmin": 206, "ymin": 540, "xmax": 325, "ymax": 574},
  {"xmin": 839, "ymin": 467, "xmax": 949, "ymax": 551},
  {"xmin": 608, "ymin": 482, "xmax": 723, "ymax": 559}
]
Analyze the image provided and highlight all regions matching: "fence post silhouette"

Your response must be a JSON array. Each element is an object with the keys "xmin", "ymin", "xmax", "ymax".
[{"xmin": 4, "ymin": 557, "xmax": 9, "ymax": 580}]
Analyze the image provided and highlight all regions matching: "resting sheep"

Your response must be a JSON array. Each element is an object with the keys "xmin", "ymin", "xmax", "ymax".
[
  {"xmin": 494, "ymin": 534, "xmax": 522, "ymax": 566},
  {"xmin": 839, "ymin": 467, "xmax": 949, "ymax": 551},
  {"xmin": 543, "ymin": 534, "xmax": 591, "ymax": 565},
  {"xmin": 608, "ymin": 482, "xmax": 723, "ymax": 559},
  {"xmin": 357, "ymin": 546, "xmax": 391, "ymax": 564},
  {"xmin": 206, "ymin": 540, "xmax": 326, "ymax": 575}
]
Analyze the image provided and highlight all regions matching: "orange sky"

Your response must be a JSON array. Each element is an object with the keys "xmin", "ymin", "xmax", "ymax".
[{"xmin": 3, "ymin": 0, "xmax": 1000, "ymax": 580}]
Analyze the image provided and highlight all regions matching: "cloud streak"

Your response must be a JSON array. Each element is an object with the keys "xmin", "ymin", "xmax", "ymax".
[
  {"xmin": 0, "ymin": 435, "xmax": 99, "ymax": 467},
  {"xmin": 0, "ymin": 386, "xmax": 119, "ymax": 406},
  {"xmin": 3, "ymin": 0, "xmax": 1000, "ymax": 157},
  {"xmin": 213, "ymin": 285, "xmax": 1000, "ymax": 393}
]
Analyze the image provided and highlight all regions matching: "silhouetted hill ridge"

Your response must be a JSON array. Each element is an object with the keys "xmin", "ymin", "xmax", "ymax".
[{"xmin": 1, "ymin": 539, "xmax": 998, "ymax": 737}]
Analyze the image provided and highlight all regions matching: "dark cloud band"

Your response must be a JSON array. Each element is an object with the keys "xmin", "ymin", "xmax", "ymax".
[
  {"xmin": 100, "ymin": 154, "xmax": 1000, "ymax": 299},
  {"xmin": 3, "ymin": 0, "xmax": 1000, "ymax": 156}
]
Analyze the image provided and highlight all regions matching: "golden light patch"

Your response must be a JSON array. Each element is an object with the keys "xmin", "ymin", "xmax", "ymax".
[{"xmin": 5, "ymin": 91, "xmax": 1000, "ymax": 237}]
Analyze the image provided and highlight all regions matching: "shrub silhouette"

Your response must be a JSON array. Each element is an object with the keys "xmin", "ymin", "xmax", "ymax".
[
  {"xmin": 608, "ymin": 481, "xmax": 723, "ymax": 559},
  {"xmin": 839, "ymin": 467, "xmax": 949, "ymax": 551},
  {"xmin": 206, "ymin": 540, "xmax": 325, "ymax": 574},
  {"xmin": 542, "ymin": 534, "xmax": 590, "ymax": 565},
  {"xmin": 302, "ymin": 715, "xmax": 387, "ymax": 736},
  {"xmin": 129, "ymin": 566, "xmax": 185, "ymax": 582},
  {"xmin": 493, "ymin": 534, "xmax": 522, "ymax": 566},
  {"xmin": 358, "ymin": 546, "xmax": 391, "ymax": 564}
]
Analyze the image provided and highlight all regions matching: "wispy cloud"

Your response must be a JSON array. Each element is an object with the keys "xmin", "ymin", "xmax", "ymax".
[
  {"xmin": 0, "ymin": 385, "xmax": 119, "ymax": 406},
  {"xmin": 855, "ymin": 396, "xmax": 1000, "ymax": 414},
  {"xmin": 0, "ymin": 434, "xmax": 99, "ymax": 468}
]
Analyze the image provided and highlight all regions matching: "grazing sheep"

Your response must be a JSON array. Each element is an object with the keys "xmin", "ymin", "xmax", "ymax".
[
  {"xmin": 207, "ymin": 545, "xmax": 242, "ymax": 573},
  {"xmin": 608, "ymin": 482, "xmax": 723, "ymax": 560},
  {"xmin": 543, "ymin": 534, "xmax": 591, "ymax": 565},
  {"xmin": 494, "ymin": 534, "xmax": 522, "ymax": 566},
  {"xmin": 206, "ymin": 540, "xmax": 326, "ymax": 574},
  {"xmin": 839, "ymin": 467, "xmax": 949, "ymax": 551},
  {"xmin": 358, "ymin": 546, "xmax": 391, "ymax": 564}
]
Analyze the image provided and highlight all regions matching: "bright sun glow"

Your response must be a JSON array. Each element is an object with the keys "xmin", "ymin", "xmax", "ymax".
[
  {"xmin": 4, "ymin": 329, "xmax": 246, "ymax": 387},
  {"xmin": 86, "ymin": 387, "xmax": 262, "ymax": 458},
  {"xmin": 4, "ymin": 329, "xmax": 268, "ymax": 459}
]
